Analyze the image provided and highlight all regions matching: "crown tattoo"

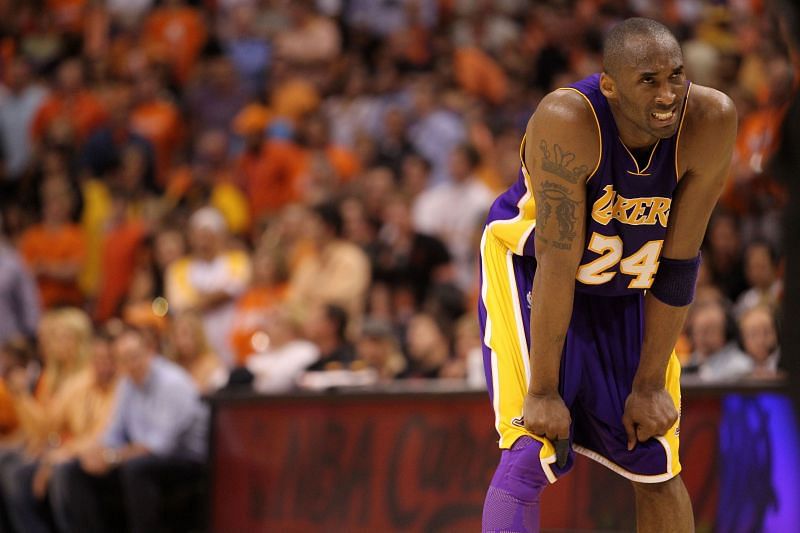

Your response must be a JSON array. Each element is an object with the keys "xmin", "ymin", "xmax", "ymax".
[{"xmin": 539, "ymin": 140, "xmax": 588, "ymax": 184}]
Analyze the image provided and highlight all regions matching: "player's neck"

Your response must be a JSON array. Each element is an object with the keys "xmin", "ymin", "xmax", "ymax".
[{"xmin": 608, "ymin": 103, "xmax": 659, "ymax": 149}]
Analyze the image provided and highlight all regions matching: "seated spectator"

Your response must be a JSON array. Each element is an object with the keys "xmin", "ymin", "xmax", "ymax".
[
  {"xmin": 30, "ymin": 58, "xmax": 107, "ymax": 149},
  {"xmin": 186, "ymin": 55, "xmax": 249, "ymax": 138},
  {"xmin": 704, "ymin": 211, "xmax": 748, "ymax": 301},
  {"xmin": 294, "ymin": 113, "xmax": 361, "ymax": 204},
  {"xmin": 400, "ymin": 313, "xmax": 451, "ymax": 379},
  {"xmin": 340, "ymin": 195, "xmax": 381, "ymax": 253},
  {"xmin": 93, "ymin": 186, "xmax": 148, "ymax": 323},
  {"xmin": 219, "ymin": 3, "xmax": 272, "ymax": 96},
  {"xmin": 685, "ymin": 301, "xmax": 752, "ymax": 381},
  {"xmin": 50, "ymin": 324, "xmax": 208, "ymax": 533},
  {"xmin": 288, "ymin": 203, "xmax": 371, "ymax": 328},
  {"xmin": 128, "ymin": 67, "xmax": 185, "ymax": 187},
  {"xmin": 303, "ymin": 304, "xmax": 355, "ymax": 372},
  {"xmin": 140, "ymin": 0, "xmax": 207, "ymax": 85},
  {"xmin": 165, "ymin": 207, "xmax": 251, "ymax": 366},
  {"xmin": 355, "ymin": 319, "xmax": 406, "ymax": 382},
  {"xmin": 0, "ymin": 225, "xmax": 40, "ymax": 345},
  {"xmin": 246, "ymin": 306, "xmax": 319, "ymax": 392},
  {"xmin": 229, "ymin": 245, "xmax": 289, "ymax": 366},
  {"xmin": 19, "ymin": 175, "xmax": 87, "ymax": 309},
  {"xmin": 412, "ymin": 143, "xmax": 493, "ymax": 290},
  {"xmin": 246, "ymin": 135, "xmax": 304, "ymax": 221},
  {"xmin": 167, "ymin": 311, "xmax": 227, "ymax": 394},
  {"xmin": 79, "ymin": 86, "xmax": 156, "ymax": 191},
  {"xmin": 739, "ymin": 306, "xmax": 782, "ymax": 380},
  {"xmin": 734, "ymin": 240, "xmax": 782, "ymax": 318},
  {"xmin": 0, "ymin": 56, "xmax": 48, "ymax": 185},
  {"xmin": 448, "ymin": 315, "xmax": 485, "ymax": 389},
  {"xmin": 0, "ymin": 309, "xmax": 92, "ymax": 530},
  {"xmin": 274, "ymin": 0, "xmax": 341, "ymax": 67},
  {"xmin": 7, "ymin": 308, "xmax": 93, "ymax": 454},
  {"xmin": 0, "ymin": 339, "xmax": 38, "ymax": 443},
  {"xmin": 165, "ymin": 129, "xmax": 250, "ymax": 235},
  {"xmin": 3, "ymin": 329, "xmax": 119, "ymax": 533},
  {"xmin": 374, "ymin": 193, "xmax": 454, "ymax": 308},
  {"xmin": 372, "ymin": 107, "xmax": 414, "ymax": 177}
]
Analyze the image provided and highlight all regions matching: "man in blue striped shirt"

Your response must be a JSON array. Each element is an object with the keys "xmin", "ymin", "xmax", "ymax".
[{"xmin": 50, "ymin": 324, "xmax": 209, "ymax": 533}]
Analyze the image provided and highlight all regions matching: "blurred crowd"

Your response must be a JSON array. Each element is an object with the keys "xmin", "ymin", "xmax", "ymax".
[{"xmin": 0, "ymin": 0, "xmax": 793, "ymax": 530}]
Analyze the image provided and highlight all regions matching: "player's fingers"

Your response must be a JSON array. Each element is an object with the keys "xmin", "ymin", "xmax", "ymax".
[
  {"xmin": 553, "ymin": 438, "xmax": 570, "ymax": 468},
  {"xmin": 622, "ymin": 413, "xmax": 636, "ymax": 451},
  {"xmin": 544, "ymin": 427, "xmax": 559, "ymax": 441},
  {"xmin": 635, "ymin": 424, "xmax": 655, "ymax": 443}
]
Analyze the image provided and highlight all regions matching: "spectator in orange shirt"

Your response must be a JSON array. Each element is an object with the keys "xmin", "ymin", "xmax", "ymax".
[
  {"xmin": 141, "ymin": 0, "xmax": 207, "ymax": 85},
  {"xmin": 19, "ymin": 175, "xmax": 87, "ymax": 309},
  {"xmin": 30, "ymin": 58, "xmax": 107, "ymax": 149},
  {"xmin": 93, "ymin": 187, "xmax": 148, "ymax": 323},
  {"xmin": 229, "ymin": 245, "xmax": 289, "ymax": 365},
  {"xmin": 129, "ymin": 68, "xmax": 184, "ymax": 188},
  {"xmin": 7, "ymin": 309, "xmax": 93, "ymax": 453},
  {"xmin": 295, "ymin": 113, "xmax": 361, "ymax": 205},
  {"xmin": 247, "ymin": 138, "xmax": 304, "ymax": 222},
  {"xmin": 47, "ymin": 0, "xmax": 88, "ymax": 34},
  {"xmin": 231, "ymin": 104, "xmax": 270, "ymax": 219}
]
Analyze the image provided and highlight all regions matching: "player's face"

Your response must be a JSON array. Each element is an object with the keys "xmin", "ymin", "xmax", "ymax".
[{"xmin": 603, "ymin": 39, "xmax": 687, "ymax": 145}]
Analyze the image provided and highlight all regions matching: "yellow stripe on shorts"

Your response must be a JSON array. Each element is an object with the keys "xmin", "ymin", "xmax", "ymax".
[{"xmin": 479, "ymin": 228, "xmax": 558, "ymax": 482}]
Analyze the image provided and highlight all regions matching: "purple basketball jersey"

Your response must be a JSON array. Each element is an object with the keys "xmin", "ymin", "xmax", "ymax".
[{"xmin": 485, "ymin": 73, "xmax": 691, "ymax": 296}]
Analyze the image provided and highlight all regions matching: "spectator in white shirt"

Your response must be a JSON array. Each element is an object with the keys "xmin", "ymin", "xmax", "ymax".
[{"xmin": 413, "ymin": 144, "xmax": 492, "ymax": 290}]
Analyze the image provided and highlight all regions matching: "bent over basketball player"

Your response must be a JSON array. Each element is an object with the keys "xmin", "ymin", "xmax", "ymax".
[{"xmin": 478, "ymin": 18, "xmax": 736, "ymax": 532}]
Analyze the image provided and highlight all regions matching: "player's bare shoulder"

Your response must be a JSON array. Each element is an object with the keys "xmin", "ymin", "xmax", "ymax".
[
  {"xmin": 678, "ymin": 84, "xmax": 738, "ymax": 179},
  {"xmin": 525, "ymin": 88, "xmax": 601, "ymax": 184}
]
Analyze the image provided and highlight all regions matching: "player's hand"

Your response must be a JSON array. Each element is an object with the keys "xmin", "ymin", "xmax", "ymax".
[
  {"xmin": 522, "ymin": 391, "xmax": 571, "ymax": 441},
  {"xmin": 622, "ymin": 387, "xmax": 678, "ymax": 451}
]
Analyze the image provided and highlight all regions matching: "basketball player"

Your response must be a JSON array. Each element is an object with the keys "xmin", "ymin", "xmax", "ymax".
[{"xmin": 478, "ymin": 18, "xmax": 736, "ymax": 532}]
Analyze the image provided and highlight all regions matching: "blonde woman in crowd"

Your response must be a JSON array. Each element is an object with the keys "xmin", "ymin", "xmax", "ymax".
[
  {"xmin": 8, "ymin": 308, "xmax": 93, "ymax": 453},
  {"xmin": 167, "ymin": 311, "xmax": 227, "ymax": 394},
  {"xmin": 0, "ymin": 308, "xmax": 94, "ymax": 531}
]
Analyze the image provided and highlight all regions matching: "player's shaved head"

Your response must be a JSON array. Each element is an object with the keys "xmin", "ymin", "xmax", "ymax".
[{"xmin": 603, "ymin": 18, "xmax": 680, "ymax": 78}]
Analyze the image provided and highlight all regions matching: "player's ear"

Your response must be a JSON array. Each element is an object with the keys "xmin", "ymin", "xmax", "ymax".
[{"xmin": 599, "ymin": 72, "xmax": 616, "ymax": 99}]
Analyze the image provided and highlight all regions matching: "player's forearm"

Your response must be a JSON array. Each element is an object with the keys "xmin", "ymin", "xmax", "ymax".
[
  {"xmin": 634, "ymin": 292, "xmax": 689, "ymax": 390},
  {"xmin": 528, "ymin": 265, "xmax": 577, "ymax": 395}
]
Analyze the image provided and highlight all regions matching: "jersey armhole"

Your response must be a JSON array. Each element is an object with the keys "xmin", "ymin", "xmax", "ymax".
[{"xmin": 555, "ymin": 87, "xmax": 603, "ymax": 183}]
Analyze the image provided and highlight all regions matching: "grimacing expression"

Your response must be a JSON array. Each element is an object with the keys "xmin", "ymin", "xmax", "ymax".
[{"xmin": 604, "ymin": 36, "xmax": 688, "ymax": 143}]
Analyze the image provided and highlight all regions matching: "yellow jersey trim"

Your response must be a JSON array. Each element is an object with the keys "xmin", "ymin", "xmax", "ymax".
[
  {"xmin": 620, "ymin": 138, "xmax": 660, "ymax": 176},
  {"xmin": 674, "ymin": 83, "xmax": 693, "ymax": 182},
  {"xmin": 555, "ymin": 87, "xmax": 602, "ymax": 182}
]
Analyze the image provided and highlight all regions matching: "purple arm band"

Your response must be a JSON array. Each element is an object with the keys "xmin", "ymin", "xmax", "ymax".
[{"xmin": 649, "ymin": 254, "xmax": 702, "ymax": 307}]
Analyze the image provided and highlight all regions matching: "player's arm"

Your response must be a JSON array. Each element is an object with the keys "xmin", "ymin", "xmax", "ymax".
[
  {"xmin": 625, "ymin": 88, "xmax": 737, "ymax": 448},
  {"xmin": 522, "ymin": 90, "xmax": 599, "ymax": 442}
]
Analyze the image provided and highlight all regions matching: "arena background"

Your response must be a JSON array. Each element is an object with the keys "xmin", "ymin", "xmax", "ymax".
[{"xmin": 0, "ymin": 0, "xmax": 797, "ymax": 532}]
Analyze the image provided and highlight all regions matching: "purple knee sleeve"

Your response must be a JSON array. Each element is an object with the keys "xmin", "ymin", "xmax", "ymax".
[{"xmin": 482, "ymin": 437, "xmax": 549, "ymax": 533}]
